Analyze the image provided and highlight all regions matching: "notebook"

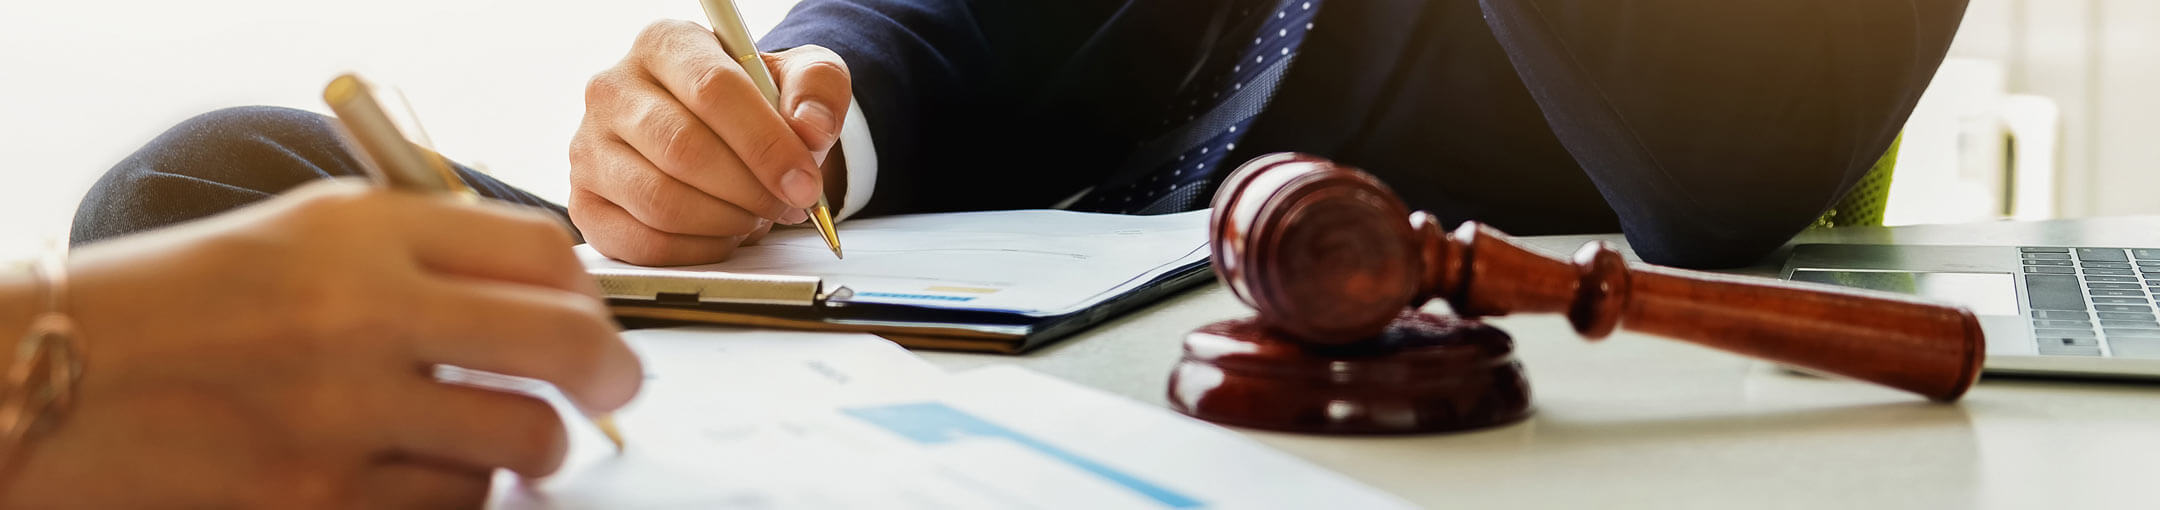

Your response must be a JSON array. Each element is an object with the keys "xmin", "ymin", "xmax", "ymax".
[{"xmin": 580, "ymin": 209, "xmax": 1215, "ymax": 353}]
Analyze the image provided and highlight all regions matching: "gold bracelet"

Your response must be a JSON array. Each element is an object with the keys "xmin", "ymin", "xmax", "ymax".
[{"xmin": 0, "ymin": 252, "xmax": 84, "ymax": 463}]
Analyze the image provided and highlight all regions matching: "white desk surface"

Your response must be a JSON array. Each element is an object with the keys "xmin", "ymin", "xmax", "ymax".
[{"xmin": 918, "ymin": 217, "xmax": 2160, "ymax": 509}]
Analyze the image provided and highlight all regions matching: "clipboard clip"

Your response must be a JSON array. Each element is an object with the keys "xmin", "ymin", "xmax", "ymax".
[{"xmin": 594, "ymin": 268, "xmax": 839, "ymax": 307}]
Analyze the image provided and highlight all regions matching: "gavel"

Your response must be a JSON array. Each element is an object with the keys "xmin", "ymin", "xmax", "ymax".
[{"xmin": 1168, "ymin": 153, "xmax": 1986, "ymax": 435}]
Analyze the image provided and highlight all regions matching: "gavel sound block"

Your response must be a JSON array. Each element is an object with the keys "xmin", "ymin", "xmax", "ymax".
[{"xmin": 1168, "ymin": 153, "xmax": 1987, "ymax": 435}]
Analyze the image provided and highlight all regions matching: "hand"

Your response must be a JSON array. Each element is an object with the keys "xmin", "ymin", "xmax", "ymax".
[
  {"xmin": 0, "ymin": 181, "xmax": 641, "ymax": 508},
  {"xmin": 571, "ymin": 20, "xmax": 853, "ymax": 266}
]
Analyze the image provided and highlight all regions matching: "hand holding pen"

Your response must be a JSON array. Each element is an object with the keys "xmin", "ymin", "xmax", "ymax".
[
  {"xmin": 569, "ymin": 3, "xmax": 852, "ymax": 266},
  {"xmin": 325, "ymin": 74, "xmax": 635, "ymax": 451},
  {"xmin": 2, "ymin": 86, "xmax": 645, "ymax": 505}
]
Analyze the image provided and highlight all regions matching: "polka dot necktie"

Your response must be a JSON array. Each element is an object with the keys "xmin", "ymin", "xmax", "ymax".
[{"xmin": 1071, "ymin": 0, "xmax": 1323, "ymax": 214}]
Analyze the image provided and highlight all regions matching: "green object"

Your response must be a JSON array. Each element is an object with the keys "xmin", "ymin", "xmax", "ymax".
[{"xmin": 1812, "ymin": 136, "xmax": 1900, "ymax": 228}]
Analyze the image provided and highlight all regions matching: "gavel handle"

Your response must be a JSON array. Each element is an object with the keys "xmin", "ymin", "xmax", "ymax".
[
  {"xmin": 1616, "ymin": 263, "xmax": 1984, "ymax": 401},
  {"xmin": 1443, "ymin": 224, "xmax": 1986, "ymax": 401}
]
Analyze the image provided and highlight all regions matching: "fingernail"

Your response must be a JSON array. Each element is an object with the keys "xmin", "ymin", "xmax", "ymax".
[
  {"xmin": 793, "ymin": 101, "xmax": 839, "ymax": 146},
  {"xmin": 780, "ymin": 168, "xmax": 821, "ymax": 208},
  {"xmin": 780, "ymin": 207, "xmax": 809, "ymax": 225}
]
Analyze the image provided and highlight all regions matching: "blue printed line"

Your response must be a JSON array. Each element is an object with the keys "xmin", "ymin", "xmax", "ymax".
[
  {"xmin": 843, "ymin": 402, "xmax": 1204, "ymax": 509},
  {"xmin": 856, "ymin": 292, "xmax": 977, "ymax": 302}
]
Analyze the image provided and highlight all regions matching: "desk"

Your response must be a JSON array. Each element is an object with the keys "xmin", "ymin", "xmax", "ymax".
[{"xmin": 918, "ymin": 217, "xmax": 2160, "ymax": 509}]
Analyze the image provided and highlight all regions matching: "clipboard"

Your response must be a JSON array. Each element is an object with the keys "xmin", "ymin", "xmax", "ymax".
[
  {"xmin": 603, "ymin": 259, "xmax": 1213, "ymax": 354},
  {"xmin": 583, "ymin": 209, "xmax": 1217, "ymax": 354}
]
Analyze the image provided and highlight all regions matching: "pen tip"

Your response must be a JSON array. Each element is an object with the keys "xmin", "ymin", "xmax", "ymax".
[
  {"xmin": 809, "ymin": 204, "xmax": 843, "ymax": 260},
  {"xmin": 596, "ymin": 416, "xmax": 626, "ymax": 452}
]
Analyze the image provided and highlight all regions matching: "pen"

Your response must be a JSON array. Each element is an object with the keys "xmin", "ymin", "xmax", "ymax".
[
  {"xmin": 697, "ymin": 0, "xmax": 845, "ymax": 259},
  {"xmin": 322, "ymin": 73, "xmax": 629, "ymax": 452}
]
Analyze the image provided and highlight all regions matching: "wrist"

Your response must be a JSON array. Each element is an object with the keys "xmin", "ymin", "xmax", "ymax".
[
  {"xmin": 0, "ymin": 253, "xmax": 85, "ymax": 483},
  {"xmin": 0, "ymin": 265, "xmax": 33, "ymax": 369}
]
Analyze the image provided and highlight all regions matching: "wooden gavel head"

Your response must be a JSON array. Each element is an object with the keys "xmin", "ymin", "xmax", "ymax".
[{"xmin": 1170, "ymin": 153, "xmax": 1987, "ymax": 435}]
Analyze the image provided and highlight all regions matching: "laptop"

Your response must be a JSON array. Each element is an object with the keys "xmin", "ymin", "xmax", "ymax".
[{"xmin": 1780, "ymin": 245, "xmax": 2160, "ymax": 378}]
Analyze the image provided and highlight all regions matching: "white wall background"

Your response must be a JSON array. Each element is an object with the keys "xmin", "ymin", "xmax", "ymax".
[
  {"xmin": 1947, "ymin": 0, "xmax": 2160, "ymax": 219},
  {"xmin": 1, "ymin": 1, "xmax": 2154, "ymax": 261},
  {"xmin": 0, "ymin": 0, "xmax": 799, "ymax": 261}
]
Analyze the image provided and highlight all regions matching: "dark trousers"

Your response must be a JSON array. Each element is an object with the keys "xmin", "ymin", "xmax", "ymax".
[{"xmin": 71, "ymin": 106, "xmax": 570, "ymax": 246}]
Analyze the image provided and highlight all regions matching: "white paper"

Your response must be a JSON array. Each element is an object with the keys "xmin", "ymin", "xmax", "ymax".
[
  {"xmin": 491, "ymin": 327, "xmax": 948, "ymax": 509},
  {"xmin": 904, "ymin": 366, "xmax": 1418, "ymax": 510},
  {"xmin": 491, "ymin": 328, "xmax": 1412, "ymax": 510},
  {"xmin": 578, "ymin": 209, "xmax": 1211, "ymax": 316}
]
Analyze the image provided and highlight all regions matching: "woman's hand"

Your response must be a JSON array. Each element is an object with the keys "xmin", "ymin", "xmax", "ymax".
[{"xmin": 1, "ymin": 180, "xmax": 641, "ymax": 508}]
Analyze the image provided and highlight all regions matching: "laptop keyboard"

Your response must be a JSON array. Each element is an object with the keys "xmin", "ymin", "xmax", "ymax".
[{"xmin": 2021, "ymin": 247, "xmax": 2160, "ymax": 357}]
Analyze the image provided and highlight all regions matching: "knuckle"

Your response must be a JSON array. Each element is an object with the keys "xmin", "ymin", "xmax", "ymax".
[
  {"xmin": 566, "ymin": 191, "xmax": 610, "ymax": 236},
  {"xmin": 634, "ymin": 19, "xmax": 697, "ymax": 51},
  {"xmin": 641, "ymin": 110, "xmax": 707, "ymax": 176},
  {"xmin": 684, "ymin": 63, "xmax": 742, "ymax": 112},
  {"xmin": 796, "ymin": 58, "xmax": 849, "ymax": 82},
  {"xmin": 634, "ymin": 182, "xmax": 698, "ymax": 234},
  {"xmin": 741, "ymin": 128, "xmax": 791, "ymax": 174},
  {"xmin": 282, "ymin": 189, "xmax": 385, "ymax": 240},
  {"xmin": 566, "ymin": 130, "xmax": 594, "ymax": 162},
  {"xmin": 582, "ymin": 70, "xmax": 626, "ymax": 108},
  {"xmin": 293, "ymin": 276, "xmax": 391, "ymax": 343},
  {"xmin": 566, "ymin": 134, "xmax": 602, "ymax": 184}
]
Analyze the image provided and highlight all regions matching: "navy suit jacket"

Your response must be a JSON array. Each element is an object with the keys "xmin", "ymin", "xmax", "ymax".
[{"xmin": 762, "ymin": 0, "xmax": 1968, "ymax": 268}]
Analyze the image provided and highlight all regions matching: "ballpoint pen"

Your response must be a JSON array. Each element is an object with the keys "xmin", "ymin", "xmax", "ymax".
[
  {"xmin": 322, "ymin": 73, "xmax": 629, "ymax": 452},
  {"xmin": 697, "ymin": 0, "xmax": 845, "ymax": 259}
]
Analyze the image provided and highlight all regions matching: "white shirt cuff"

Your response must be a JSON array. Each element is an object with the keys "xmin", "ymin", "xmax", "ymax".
[{"xmin": 832, "ymin": 100, "xmax": 877, "ymax": 222}]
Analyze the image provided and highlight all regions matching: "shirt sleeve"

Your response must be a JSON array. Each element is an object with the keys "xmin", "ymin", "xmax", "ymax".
[{"xmin": 832, "ymin": 99, "xmax": 878, "ymax": 221}]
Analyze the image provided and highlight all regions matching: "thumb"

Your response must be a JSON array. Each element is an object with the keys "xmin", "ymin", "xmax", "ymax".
[{"xmin": 766, "ymin": 45, "xmax": 852, "ymax": 155}]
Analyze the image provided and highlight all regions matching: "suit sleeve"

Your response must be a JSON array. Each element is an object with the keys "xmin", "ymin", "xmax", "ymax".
[
  {"xmin": 1476, "ymin": 0, "xmax": 1969, "ymax": 268},
  {"xmin": 760, "ymin": 0, "xmax": 1123, "ymax": 216}
]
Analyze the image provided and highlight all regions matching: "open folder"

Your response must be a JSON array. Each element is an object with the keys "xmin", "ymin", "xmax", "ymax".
[{"xmin": 579, "ymin": 209, "xmax": 1214, "ymax": 353}]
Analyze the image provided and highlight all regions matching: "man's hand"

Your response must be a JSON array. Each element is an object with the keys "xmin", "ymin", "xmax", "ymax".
[{"xmin": 571, "ymin": 20, "xmax": 853, "ymax": 266}]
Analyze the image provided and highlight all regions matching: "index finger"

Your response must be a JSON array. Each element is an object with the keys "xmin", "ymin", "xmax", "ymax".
[
  {"xmin": 634, "ymin": 20, "xmax": 824, "ymax": 210},
  {"xmin": 389, "ymin": 194, "xmax": 599, "ymax": 298}
]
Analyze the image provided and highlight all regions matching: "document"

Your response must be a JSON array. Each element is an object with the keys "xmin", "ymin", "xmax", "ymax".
[
  {"xmin": 491, "ymin": 327, "xmax": 1411, "ymax": 510},
  {"xmin": 578, "ymin": 209, "xmax": 1211, "ymax": 316},
  {"xmin": 855, "ymin": 366, "xmax": 1418, "ymax": 510},
  {"xmin": 490, "ymin": 327, "xmax": 947, "ymax": 509}
]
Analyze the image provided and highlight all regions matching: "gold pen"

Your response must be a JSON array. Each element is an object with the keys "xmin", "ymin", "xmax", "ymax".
[
  {"xmin": 323, "ymin": 73, "xmax": 629, "ymax": 451},
  {"xmin": 698, "ymin": 0, "xmax": 845, "ymax": 259}
]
